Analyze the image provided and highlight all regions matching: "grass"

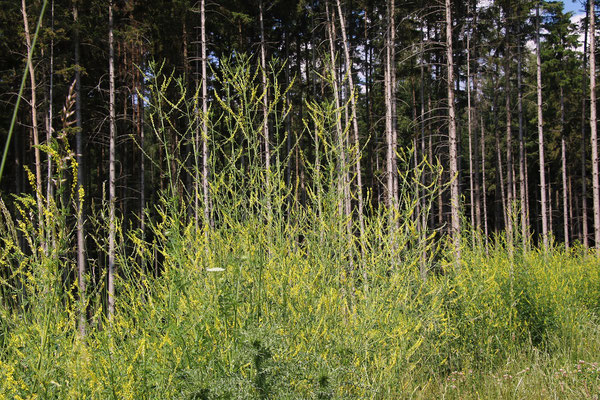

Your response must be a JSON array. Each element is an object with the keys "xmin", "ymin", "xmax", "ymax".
[
  {"xmin": 0, "ymin": 200, "xmax": 599, "ymax": 399},
  {"xmin": 0, "ymin": 58, "xmax": 599, "ymax": 398}
]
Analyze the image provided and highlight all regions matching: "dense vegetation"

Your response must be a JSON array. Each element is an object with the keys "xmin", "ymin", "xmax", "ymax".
[{"xmin": 1, "ymin": 0, "xmax": 600, "ymax": 398}]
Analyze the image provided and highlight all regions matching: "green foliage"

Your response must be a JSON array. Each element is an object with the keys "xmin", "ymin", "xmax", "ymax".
[
  {"xmin": 2, "ymin": 196, "xmax": 599, "ymax": 398},
  {"xmin": 1, "ymin": 60, "xmax": 599, "ymax": 399}
]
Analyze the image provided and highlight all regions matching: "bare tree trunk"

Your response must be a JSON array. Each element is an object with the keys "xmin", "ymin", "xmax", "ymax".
[
  {"xmin": 569, "ymin": 175, "xmax": 575, "ymax": 239},
  {"xmin": 108, "ymin": 0, "xmax": 116, "ymax": 318},
  {"xmin": 335, "ymin": 0, "xmax": 364, "ymax": 243},
  {"xmin": 493, "ymin": 87, "xmax": 508, "ymax": 229},
  {"xmin": 259, "ymin": 1, "xmax": 272, "ymax": 218},
  {"xmin": 560, "ymin": 86, "xmax": 569, "ymax": 249},
  {"xmin": 326, "ymin": 0, "xmax": 353, "ymax": 309},
  {"xmin": 390, "ymin": 0, "xmax": 398, "ymax": 206},
  {"xmin": 481, "ymin": 114, "xmax": 489, "ymax": 246},
  {"xmin": 310, "ymin": 15, "xmax": 323, "ymax": 224},
  {"xmin": 21, "ymin": 0, "xmax": 45, "ymax": 249},
  {"xmin": 525, "ymin": 146, "xmax": 531, "ymax": 231},
  {"xmin": 473, "ymin": 77, "xmax": 482, "ymax": 233},
  {"xmin": 446, "ymin": 0, "xmax": 460, "ymax": 259},
  {"xmin": 73, "ymin": 0, "xmax": 86, "ymax": 336},
  {"xmin": 201, "ymin": 0, "xmax": 211, "ymax": 230},
  {"xmin": 140, "ymin": 48, "xmax": 145, "ymax": 236},
  {"xmin": 549, "ymin": 180, "xmax": 553, "ymax": 235},
  {"xmin": 582, "ymin": 6, "xmax": 590, "ymax": 248},
  {"xmin": 411, "ymin": 84, "xmax": 420, "ymax": 225},
  {"xmin": 285, "ymin": 31, "xmax": 292, "ymax": 192},
  {"xmin": 385, "ymin": 0, "xmax": 397, "ymax": 214},
  {"xmin": 591, "ymin": 0, "xmax": 600, "ymax": 250},
  {"xmin": 326, "ymin": 0, "xmax": 349, "ymax": 222},
  {"xmin": 517, "ymin": 13, "xmax": 529, "ymax": 248},
  {"xmin": 182, "ymin": 9, "xmax": 192, "ymax": 208},
  {"xmin": 419, "ymin": 22, "xmax": 428, "ymax": 278},
  {"xmin": 467, "ymin": 35, "xmax": 475, "ymax": 244},
  {"xmin": 193, "ymin": 32, "xmax": 200, "ymax": 230},
  {"xmin": 364, "ymin": 7, "xmax": 374, "ymax": 201},
  {"xmin": 46, "ymin": 0, "xmax": 54, "ymax": 210},
  {"xmin": 505, "ymin": 10, "xmax": 514, "ymax": 252},
  {"xmin": 536, "ymin": 3, "xmax": 549, "ymax": 251}
]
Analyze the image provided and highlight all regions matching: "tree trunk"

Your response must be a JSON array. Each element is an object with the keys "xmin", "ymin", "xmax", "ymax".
[
  {"xmin": 481, "ymin": 114, "xmax": 489, "ymax": 246},
  {"xmin": 419, "ymin": 21, "xmax": 429, "ymax": 277},
  {"xmin": 336, "ymin": 0, "xmax": 364, "ymax": 243},
  {"xmin": 591, "ymin": 0, "xmax": 600, "ymax": 250},
  {"xmin": 326, "ymin": 0, "xmax": 353, "ymax": 309},
  {"xmin": 582, "ymin": 5, "xmax": 590, "ymax": 248},
  {"xmin": 549, "ymin": 180, "xmax": 553, "ymax": 235},
  {"xmin": 524, "ymin": 145, "xmax": 531, "ymax": 230},
  {"xmin": 73, "ymin": 0, "xmax": 86, "ymax": 336},
  {"xmin": 285, "ymin": 31, "xmax": 292, "ymax": 192},
  {"xmin": 140, "ymin": 47, "xmax": 145, "ymax": 236},
  {"xmin": 108, "ymin": 0, "xmax": 116, "ymax": 318},
  {"xmin": 21, "ymin": 0, "xmax": 45, "ymax": 249},
  {"xmin": 493, "ymin": 87, "xmax": 507, "ymax": 230},
  {"xmin": 193, "ymin": 28, "xmax": 200, "ymax": 230},
  {"xmin": 385, "ymin": 0, "xmax": 397, "ymax": 214},
  {"xmin": 46, "ymin": 0, "xmax": 54, "ymax": 211},
  {"xmin": 561, "ymin": 86, "xmax": 569, "ymax": 249},
  {"xmin": 201, "ymin": 0, "xmax": 211, "ymax": 230},
  {"xmin": 364, "ymin": 7, "xmax": 374, "ymax": 202},
  {"xmin": 536, "ymin": 3, "xmax": 549, "ymax": 251},
  {"xmin": 467, "ymin": 35, "xmax": 475, "ymax": 243},
  {"xmin": 473, "ymin": 76, "xmax": 482, "ymax": 234},
  {"xmin": 326, "ymin": 0, "xmax": 349, "ymax": 223},
  {"xmin": 259, "ymin": 1, "xmax": 272, "ymax": 218},
  {"xmin": 569, "ymin": 175, "xmax": 575, "ymax": 239},
  {"xmin": 517, "ymin": 11, "xmax": 528, "ymax": 247},
  {"xmin": 446, "ymin": 0, "xmax": 460, "ymax": 259},
  {"xmin": 505, "ymin": 10, "xmax": 514, "ymax": 252},
  {"xmin": 390, "ymin": 0, "xmax": 398, "ymax": 206}
]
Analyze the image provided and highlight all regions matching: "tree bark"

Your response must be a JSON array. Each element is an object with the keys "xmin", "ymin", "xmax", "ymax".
[
  {"xmin": 582, "ymin": 5, "xmax": 590, "ymax": 248},
  {"xmin": 73, "ymin": 0, "xmax": 86, "ymax": 336},
  {"xmin": 467, "ymin": 34, "xmax": 475, "ymax": 244},
  {"xmin": 493, "ymin": 86, "xmax": 507, "ymax": 230},
  {"xmin": 364, "ymin": 7, "xmax": 375, "ymax": 202},
  {"xmin": 140, "ymin": 48, "xmax": 145, "ymax": 236},
  {"xmin": 390, "ymin": 0, "xmax": 398, "ymax": 206},
  {"xmin": 473, "ymin": 76, "xmax": 482, "ymax": 234},
  {"xmin": 419, "ymin": 20, "xmax": 429, "ymax": 276},
  {"xmin": 505, "ymin": 10, "xmax": 514, "ymax": 252},
  {"xmin": 336, "ymin": 0, "xmax": 364, "ymax": 243},
  {"xmin": 446, "ymin": 0, "xmax": 460, "ymax": 259},
  {"xmin": 591, "ymin": 0, "xmax": 600, "ymax": 250},
  {"xmin": 108, "ymin": 0, "xmax": 116, "ymax": 318},
  {"xmin": 21, "ymin": 0, "xmax": 45, "ymax": 249},
  {"xmin": 385, "ymin": 0, "xmax": 397, "ymax": 214},
  {"xmin": 517, "ymin": 10, "xmax": 528, "ymax": 248},
  {"xmin": 201, "ymin": 0, "xmax": 211, "ymax": 230},
  {"xmin": 536, "ymin": 3, "xmax": 549, "ymax": 251},
  {"xmin": 259, "ymin": 1, "xmax": 272, "ymax": 218},
  {"xmin": 481, "ymin": 114, "xmax": 489, "ymax": 246},
  {"xmin": 325, "ymin": 0, "xmax": 350, "ymax": 222},
  {"xmin": 549, "ymin": 179, "xmax": 553, "ymax": 235},
  {"xmin": 46, "ymin": 0, "xmax": 54, "ymax": 210},
  {"xmin": 561, "ymin": 86, "xmax": 569, "ymax": 249}
]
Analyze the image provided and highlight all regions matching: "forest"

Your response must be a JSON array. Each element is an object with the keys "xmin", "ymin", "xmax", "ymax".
[{"xmin": 1, "ymin": 0, "xmax": 600, "ymax": 398}]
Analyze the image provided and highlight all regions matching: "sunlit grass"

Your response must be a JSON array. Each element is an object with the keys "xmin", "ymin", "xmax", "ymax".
[{"xmin": 0, "ymin": 58, "xmax": 599, "ymax": 399}]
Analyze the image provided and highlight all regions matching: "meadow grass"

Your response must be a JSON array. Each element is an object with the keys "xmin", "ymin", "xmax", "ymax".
[
  {"xmin": 0, "ymin": 59, "xmax": 599, "ymax": 399},
  {"xmin": 0, "ymin": 193, "xmax": 599, "ymax": 399}
]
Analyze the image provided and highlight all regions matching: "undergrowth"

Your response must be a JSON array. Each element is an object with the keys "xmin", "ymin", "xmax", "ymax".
[{"xmin": 0, "ymin": 57, "xmax": 599, "ymax": 399}]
